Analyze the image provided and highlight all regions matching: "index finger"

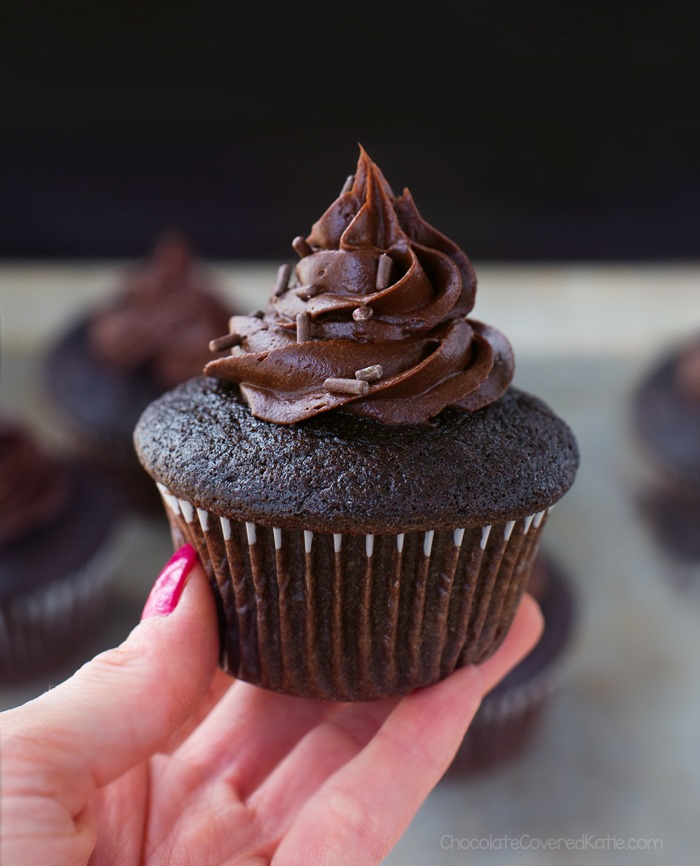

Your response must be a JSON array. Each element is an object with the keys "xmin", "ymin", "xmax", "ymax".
[{"xmin": 273, "ymin": 593, "xmax": 543, "ymax": 866}]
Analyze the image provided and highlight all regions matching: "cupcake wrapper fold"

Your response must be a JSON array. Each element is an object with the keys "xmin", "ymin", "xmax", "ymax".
[
  {"xmin": 0, "ymin": 543, "xmax": 119, "ymax": 681},
  {"xmin": 158, "ymin": 484, "xmax": 552, "ymax": 700}
]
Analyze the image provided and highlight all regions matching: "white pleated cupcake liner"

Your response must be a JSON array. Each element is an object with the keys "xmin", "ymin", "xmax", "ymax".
[
  {"xmin": 0, "ymin": 542, "xmax": 120, "ymax": 680},
  {"xmin": 158, "ymin": 482, "xmax": 553, "ymax": 701}
]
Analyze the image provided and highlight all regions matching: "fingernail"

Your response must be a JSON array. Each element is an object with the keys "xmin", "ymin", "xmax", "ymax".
[{"xmin": 141, "ymin": 544, "xmax": 199, "ymax": 620}]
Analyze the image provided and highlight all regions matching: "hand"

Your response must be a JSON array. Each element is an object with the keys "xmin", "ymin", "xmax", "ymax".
[{"xmin": 0, "ymin": 544, "xmax": 543, "ymax": 866}]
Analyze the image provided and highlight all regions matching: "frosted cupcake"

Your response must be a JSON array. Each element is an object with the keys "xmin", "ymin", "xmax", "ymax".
[
  {"xmin": 634, "ymin": 334, "xmax": 700, "ymax": 494},
  {"xmin": 134, "ymin": 148, "xmax": 579, "ymax": 700},
  {"xmin": 633, "ymin": 334, "xmax": 700, "ymax": 566},
  {"xmin": 44, "ymin": 232, "xmax": 236, "ymax": 512},
  {"xmin": 0, "ymin": 415, "xmax": 120, "ymax": 681}
]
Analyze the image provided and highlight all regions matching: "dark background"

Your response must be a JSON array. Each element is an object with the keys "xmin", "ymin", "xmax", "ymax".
[{"xmin": 0, "ymin": 1, "xmax": 697, "ymax": 262}]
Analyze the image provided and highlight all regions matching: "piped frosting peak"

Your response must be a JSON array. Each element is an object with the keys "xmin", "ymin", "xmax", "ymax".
[{"xmin": 205, "ymin": 147, "xmax": 514, "ymax": 425}]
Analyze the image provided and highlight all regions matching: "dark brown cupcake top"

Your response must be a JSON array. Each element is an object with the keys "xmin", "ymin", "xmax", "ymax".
[
  {"xmin": 88, "ymin": 232, "xmax": 233, "ymax": 388},
  {"xmin": 134, "ymin": 377, "xmax": 579, "ymax": 533},
  {"xmin": 205, "ymin": 147, "xmax": 514, "ymax": 425},
  {"xmin": 0, "ymin": 419, "xmax": 68, "ymax": 544}
]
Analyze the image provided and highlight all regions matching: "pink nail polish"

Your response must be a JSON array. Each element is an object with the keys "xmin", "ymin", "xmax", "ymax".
[{"xmin": 141, "ymin": 544, "xmax": 198, "ymax": 620}]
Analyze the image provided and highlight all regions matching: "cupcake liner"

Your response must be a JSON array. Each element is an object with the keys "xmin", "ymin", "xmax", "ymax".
[
  {"xmin": 637, "ymin": 479, "xmax": 700, "ymax": 565},
  {"xmin": 158, "ymin": 482, "xmax": 553, "ymax": 700},
  {"xmin": 446, "ymin": 668, "xmax": 562, "ymax": 776},
  {"xmin": 633, "ymin": 346, "xmax": 700, "ymax": 497},
  {"xmin": 0, "ymin": 541, "xmax": 119, "ymax": 681}
]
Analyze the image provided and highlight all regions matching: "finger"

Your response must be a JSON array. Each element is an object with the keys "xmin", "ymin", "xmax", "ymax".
[
  {"xmin": 0, "ymin": 546, "xmax": 219, "ymax": 815},
  {"xmin": 176, "ymin": 592, "xmax": 540, "ymax": 801},
  {"xmin": 162, "ymin": 668, "xmax": 235, "ymax": 753},
  {"xmin": 253, "ymin": 592, "xmax": 543, "ymax": 834},
  {"xmin": 274, "ymin": 595, "xmax": 543, "ymax": 866},
  {"xmin": 248, "ymin": 697, "xmax": 398, "ymax": 830},
  {"xmin": 175, "ymin": 680, "xmax": 343, "ymax": 799}
]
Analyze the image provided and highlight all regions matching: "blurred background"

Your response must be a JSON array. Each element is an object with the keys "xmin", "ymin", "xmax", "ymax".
[
  {"xmin": 1, "ymin": 0, "xmax": 698, "ymax": 262},
  {"xmin": 1, "ymin": 2, "xmax": 699, "ymax": 864}
]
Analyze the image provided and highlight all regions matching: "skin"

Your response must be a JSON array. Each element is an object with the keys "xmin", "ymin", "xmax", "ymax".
[{"xmin": 0, "ymin": 564, "xmax": 543, "ymax": 866}]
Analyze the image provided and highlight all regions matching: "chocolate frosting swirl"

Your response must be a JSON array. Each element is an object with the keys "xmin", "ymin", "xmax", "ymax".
[
  {"xmin": 89, "ymin": 233, "xmax": 234, "ymax": 388},
  {"xmin": 205, "ymin": 148, "xmax": 514, "ymax": 425},
  {"xmin": 0, "ymin": 419, "xmax": 68, "ymax": 544}
]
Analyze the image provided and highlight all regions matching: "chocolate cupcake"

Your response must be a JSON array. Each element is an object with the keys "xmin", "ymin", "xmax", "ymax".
[
  {"xmin": 134, "ymin": 148, "xmax": 579, "ymax": 701},
  {"xmin": 445, "ymin": 551, "xmax": 577, "ymax": 776},
  {"xmin": 632, "ymin": 335, "xmax": 700, "ymax": 565},
  {"xmin": 633, "ymin": 335, "xmax": 700, "ymax": 493},
  {"xmin": 637, "ymin": 487, "xmax": 700, "ymax": 568},
  {"xmin": 0, "ymin": 415, "xmax": 121, "ymax": 681},
  {"xmin": 44, "ymin": 232, "xmax": 237, "ymax": 513}
]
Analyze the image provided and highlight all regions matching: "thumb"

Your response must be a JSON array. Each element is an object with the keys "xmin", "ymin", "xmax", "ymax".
[{"xmin": 1, "ymin": 544, "xmax": 219, "ymax": 803}]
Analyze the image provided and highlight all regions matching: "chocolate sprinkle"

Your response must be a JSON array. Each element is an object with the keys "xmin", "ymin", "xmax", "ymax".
[
  {"xmin": 292, "ymin": 236, "xmax": 312, "ymax": 257},
  {"xmin": 376, "ymin": 253, "xmax": 393, "ymax": 289},
  {"xmin": 323, "ymin": 377, "xmax": 370, "ymax": 396},
  {"xmin": 296, "ymin": 312, "xmax": 311, "ymax": 342},
  {"xmin": 294, "ymin": 284, "xmax": 321, "ymax": 300},
  {"xmin": 353, "ymin": 306, "xmax": 374, "ymax": 322},
  {"xmin": 355, "ymin": 364, "xmax": 383, "ymax": 382},
  {"xmin": 274, "ymin": 262, "xmax": 292, "ymax": 296},
  {"xmin": 209, "ymin": 332, "xmax": 241, "ymax": 353}
]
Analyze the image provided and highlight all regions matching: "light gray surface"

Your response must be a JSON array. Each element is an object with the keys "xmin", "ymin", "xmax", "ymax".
[
  {"xmin": 2, "ymin": 264, "xmax": 700, "ymax": 864},
  {"xmin": 384, "ymin": 354, "xmax": 700, "ymax": 866}
]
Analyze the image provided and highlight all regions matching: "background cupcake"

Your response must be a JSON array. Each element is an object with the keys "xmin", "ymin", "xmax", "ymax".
[
  {"xmin": 632, "ymin": 333, "xmax": 700, "ymax": 570},
  {"xmin": 0, "ymin": 413, "xmax": 121, "ymax": 682},
  {"xmin": 633, "ymin": 333, "xmax": 700, "ymax": 494},
  {"xmin": 134, "ymin": 148, "xmax": 579, "ymax": 701},
  {"xmin": 43, "ymin": 232, "xmax": 238, "ymax": 513},
  {"xmin": 444, "ymin": 549, "xmax": 578, "ymax": 776}
]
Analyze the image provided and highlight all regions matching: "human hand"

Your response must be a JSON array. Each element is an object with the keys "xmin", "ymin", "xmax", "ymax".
[{"xmin": 0, "ymin": 544, "xmax": 543, "ymax": 866}]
